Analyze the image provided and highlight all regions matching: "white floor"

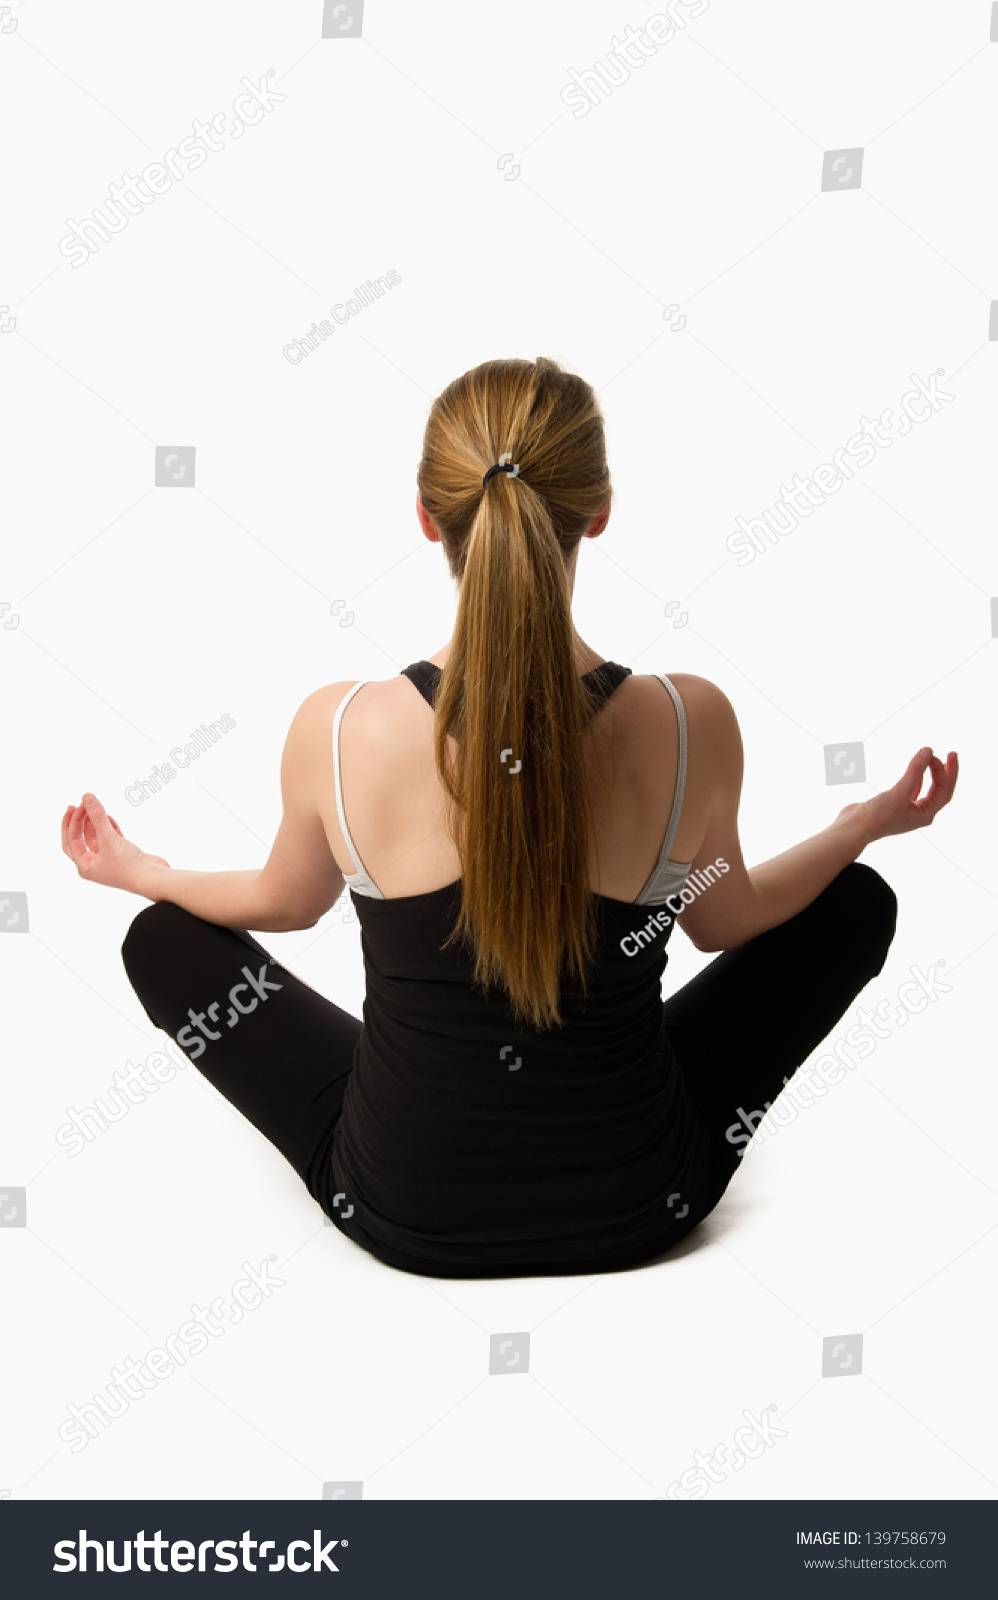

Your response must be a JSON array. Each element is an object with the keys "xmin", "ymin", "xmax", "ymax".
[
  {"xmin": 5, "ymin": 851, "xmax": 995, "ymax": 1502},
  {"xmin": 2, "ymin": 0, "xmax": 996, "ymax": 1502}
]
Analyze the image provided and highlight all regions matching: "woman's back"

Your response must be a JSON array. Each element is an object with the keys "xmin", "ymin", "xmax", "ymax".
[
  {"xmin": 318, "ymin": 658, "xmax": 717, "ymax": 905},
  {"xmin": 314, "ymin": 658, "xmax": 730, "ymax": 1276}
]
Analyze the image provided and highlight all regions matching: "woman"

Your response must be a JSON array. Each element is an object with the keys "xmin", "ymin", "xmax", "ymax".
[{"xmin": 61, "ymin": 356, "xmax": 959, "ymax": 1280}]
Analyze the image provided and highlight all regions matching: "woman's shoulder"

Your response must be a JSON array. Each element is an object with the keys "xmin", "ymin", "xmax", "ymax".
[
  {"xmin": 299, "ymin": 668, "xmax": 738, "ymax": 724},
  {"xmin": 300, "ymin": 674, "xmax": 406, "ymax": 712},
  {"xmin": 625, "ymin": 673, "xmax": 742, "ymax": 797},
  {"xmin": 627, "ymin": 670, "xmax": 737, "ymax": 726},
  {"xmin": 295, "ymin": 674, "xmax": 426, "ymax": 752},
  {"xmin": 295, "ymin": 670, "xmax": 740, "ymax": 762}
]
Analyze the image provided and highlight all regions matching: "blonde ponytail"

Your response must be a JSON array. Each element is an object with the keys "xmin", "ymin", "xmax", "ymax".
[{"xmin": 417, "ymin": 358, "xmax": 613, "ymax": 1031}]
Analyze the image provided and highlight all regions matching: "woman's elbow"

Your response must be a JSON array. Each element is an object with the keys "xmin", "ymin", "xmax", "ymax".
[{"xmin": 253, "ymin": 905, "xmax": 320, "ymax": 934}]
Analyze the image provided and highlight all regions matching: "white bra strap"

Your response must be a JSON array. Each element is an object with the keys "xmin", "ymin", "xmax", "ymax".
[
  {"xmin": 652, "ymin": 672, "xmax": 688, "ymax": 866},
  {"xmin": 331, "ymin": 681, "xmax": 370, "ymax": 878}
]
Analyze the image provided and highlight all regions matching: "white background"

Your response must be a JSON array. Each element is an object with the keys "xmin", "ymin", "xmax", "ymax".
[{"xmin": 1, "ymin": 0, "xmax": 995, "ymax": 1501}]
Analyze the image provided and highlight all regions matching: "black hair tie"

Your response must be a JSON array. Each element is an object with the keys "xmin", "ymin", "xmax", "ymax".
[{"xmin": 482, "ymin": 453, "xmax": 521, "ymax": 488}]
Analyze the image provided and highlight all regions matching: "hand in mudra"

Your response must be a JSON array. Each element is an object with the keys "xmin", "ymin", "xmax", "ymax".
[
  {"xmin": 61, "ymin": 793, "xmax": 170, "ymax": 892},
  {"xmin": 836, "ymin": 747, "xmax": 958, "ymax": 843}
]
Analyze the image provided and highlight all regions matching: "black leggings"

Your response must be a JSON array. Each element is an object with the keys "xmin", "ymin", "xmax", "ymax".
[{"xmin": 120, "ymin": 861, "xmax": 897, "ymax": 1267}]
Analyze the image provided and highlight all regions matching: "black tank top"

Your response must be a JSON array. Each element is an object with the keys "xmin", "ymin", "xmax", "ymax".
[{"xmin": 327, "ymin": 661, "xmax": 716, "ymax": 1275}]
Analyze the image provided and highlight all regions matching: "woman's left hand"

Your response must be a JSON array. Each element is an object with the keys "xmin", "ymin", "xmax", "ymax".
[{"xmin": 61, "ymin": 793, "xmax": 170, "ymax": 892}]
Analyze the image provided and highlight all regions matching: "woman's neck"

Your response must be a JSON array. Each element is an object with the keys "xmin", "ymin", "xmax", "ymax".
[{"xmin": 427, "ymin": 633, "xmax": 607, "ymax": 675}]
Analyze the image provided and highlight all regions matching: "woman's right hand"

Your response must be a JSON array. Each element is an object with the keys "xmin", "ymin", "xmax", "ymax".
[{"xmin": 835, "ymin": 747, "xmax": 959, "ymax": 844}]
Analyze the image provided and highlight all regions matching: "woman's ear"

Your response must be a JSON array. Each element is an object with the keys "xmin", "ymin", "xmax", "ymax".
[
  {"xmin": 416, "ymin": 491, "xmax": 441, "ymax": 543},
  {"xmin": 585, "ymin": 495, "xmax": 611, "ymax": 539}
]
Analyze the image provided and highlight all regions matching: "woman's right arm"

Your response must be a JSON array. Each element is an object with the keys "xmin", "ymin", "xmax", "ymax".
[{"xmin": 674, "ymin": 681, "xmax": 959, "ymax": 953}]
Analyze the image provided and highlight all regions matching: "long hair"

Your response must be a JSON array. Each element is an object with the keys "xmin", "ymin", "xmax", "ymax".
[{"xmin": 416, "ymin": 357, "xmax": 615, "ymax": 1032}]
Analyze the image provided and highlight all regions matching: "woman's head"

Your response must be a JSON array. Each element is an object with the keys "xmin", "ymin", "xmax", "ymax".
[
  {"xmin": 416, "ymin": 357, "xmax": 616, "ymax": 1032},
  {"xmin": 416, "ymin": 357, "xmax": 611, "ymax": 580}
]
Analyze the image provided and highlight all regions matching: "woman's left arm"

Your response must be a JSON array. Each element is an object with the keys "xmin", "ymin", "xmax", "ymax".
[{"xmin": 61, "ymin": 688, "xmax": 347, "ymax": 933}]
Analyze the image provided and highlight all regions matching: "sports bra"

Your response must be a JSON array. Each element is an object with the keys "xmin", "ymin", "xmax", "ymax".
[{"xmin": 331, "ymin": 660, "xmax": 693, "ymax": 907}]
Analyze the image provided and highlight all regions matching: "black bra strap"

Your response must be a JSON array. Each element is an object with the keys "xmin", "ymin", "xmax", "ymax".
[
  {"xmin": 399, "ymin": 661, "xmax": 440, "ymax": 708},
  {"xmin": 400, "ymin": 660, "xmax": 632, "ymax": 714},
  {"xmin": 581, "ymin": 660, "xmax": 632, "ymax": 712}
]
